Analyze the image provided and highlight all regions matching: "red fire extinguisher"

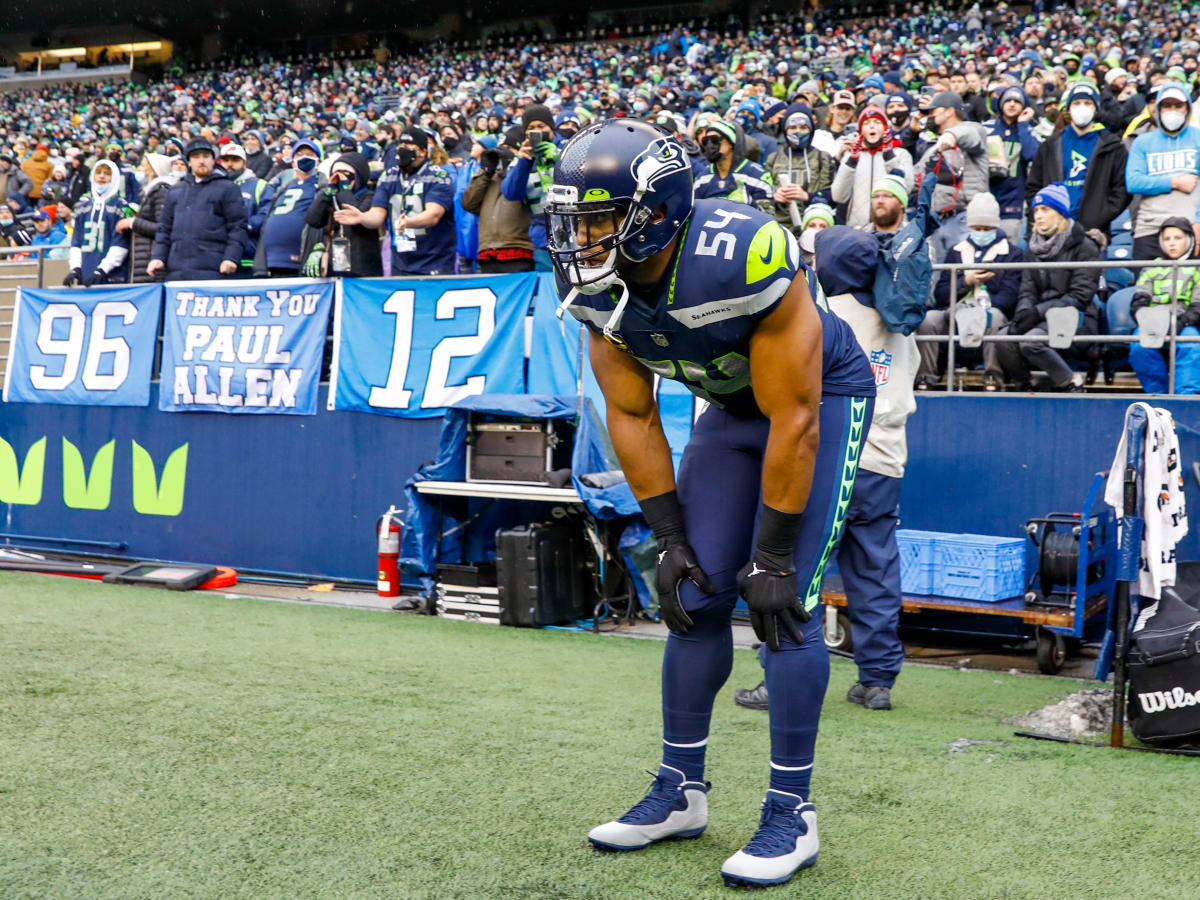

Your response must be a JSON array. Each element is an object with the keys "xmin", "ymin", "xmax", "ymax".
[{"xmin": 377, "ymin": 505, "xmax": 403, "ymax": 597}]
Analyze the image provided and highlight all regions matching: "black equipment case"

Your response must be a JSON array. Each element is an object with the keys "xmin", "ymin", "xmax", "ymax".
[
  {"xmin": 466, "ymin": 413, "xmax": 574, "ymax": 485},
  {"xmin": 495, "ymin": 523, "xmax": 591, "ymax": 626},
  {"xmin": 1127, "ymin": 585, "xmax": 1200, "ymax": 744}
]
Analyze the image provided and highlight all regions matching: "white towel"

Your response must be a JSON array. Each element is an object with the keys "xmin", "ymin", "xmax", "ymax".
[{"xmin": 1104, "ymin": 403, "xmax": 1189, "ymax": 599}]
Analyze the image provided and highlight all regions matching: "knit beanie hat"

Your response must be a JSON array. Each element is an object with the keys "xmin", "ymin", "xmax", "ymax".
[
  {"xmin": 873, "ymin": 173, "xmax": 909, "ymax": 207},
  {"xmin": 1031, "ymin": 182, "xmax": 1071, "ymax": 218},
  {"xmin": 966, "ymin": 192, "xmax": 1002, "ymax": 228},
  {"xmin": 801, "ymin": 201, "xmax": 835, "ymax": 228}
]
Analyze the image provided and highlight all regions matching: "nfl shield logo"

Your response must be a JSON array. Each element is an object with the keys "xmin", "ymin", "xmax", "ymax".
[
  {"xmin": 651, "ymin": 333, "xmax": 669, "ymax": 348},
  {"xmin": 869, "ymin": 348, "xmax": 892, "ymax": 386}
]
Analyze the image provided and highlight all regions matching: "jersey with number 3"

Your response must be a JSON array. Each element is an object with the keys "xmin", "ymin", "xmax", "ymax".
[
  {"xmin": 559, "ymin": 198, "xmax": 874, "ymax": 417},
  {"xmin": 71, "ymin": 196, "xmax": 129, "ymax": 281},
  {"xmin": 262, "ymin": 177, "xmax": 318, "ymax": 268}
]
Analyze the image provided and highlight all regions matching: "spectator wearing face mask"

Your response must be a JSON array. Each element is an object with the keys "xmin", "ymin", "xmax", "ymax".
[
  {"xmin": 220, "ymin": 143, "xmax": 275, "ymax": 274},
  {"xmin": 920, "ymin": 193, "xmax": 1023, "ymax": 391},
  {"xmin": 997, "ymin": 184, "xmax": 1101, "ymax": 392},
  {"xmin": 102, "ymin": 140, "xmax": 141, "ymax": 204},
  {"xmin": 125, "ymin": 153, "xmax": 177, "ymax": 283},
  {"xmin": 65, "ymin": 160, "xmax": 130, "ymax": 287},
  {"xmin": 764, "ymin": 105, "xmax": 834, "ymax": 235},
  {"xmin": 303, "ymin": 151, "xmax": 382, "ymax": 277},
  {"xmin": 886, "ymin": 93, "xmax": 918, "ymax": 157},
  {"xmin": 1125, "ymin": 82, "xmax": 1200, "ymax": 259},
  {"xmin": 253, "ymin": 138, "xmax": 325, "ymax": 277},
  {"xmin": 148, "ymin": 139, "xmax": 247, "ymax": 282},
  {"xmin": 1128, "ymin": 217, "xmax": 1200, "ymax": 394},
  {"xmin": 693, "ymin": 120, "xmax": 774, "ymax": 209},
  {"xmin": 1026, "ymin": 81, "xmax": 1128, "ymax": 247},
  {"xmin": 831, "ymin": 105, "xmax": 914, "ymax": 229},
  {"xmin": 0, "ymin": 201, "xmax": 31, "ymax": 247},
  {"xmin": 335, "ymin": 127, "xmax": 456, "ymax": 276}
]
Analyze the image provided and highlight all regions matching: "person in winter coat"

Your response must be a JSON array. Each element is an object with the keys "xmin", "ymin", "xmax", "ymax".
[
  {"xmin": 242, "ymin": 130, "xmax": 272, "ymax": 179},
  {"xmin": 20, "ymin": 144, "xmax": 53, "ymax": 200},
  {"xmin": 461, "ymin": 139, "xmax": 534, "ymax": 274},
  {"xmin": 219, "ymin": 143, "xmax": 275, "ymax": 272},
  {"xmin": 764, "ymin": 105, "xmax": 834, "ymax": 234},
  {"xmin": 148, "ymin": 138, "xmax": 248, "ymax": 281},
  {"xmin": 885, "ymin": 93, "xmax": 919, "ymax": 157},
  {"xmin": 985, "ymin": 86, "xmax": 1040, "ymax": 240},
  {"xmin": 0, "ymin": 154, "xmax": 33, "ymax": 204},
  {"xmin": 735, "ymin": 224, "xmax": 916, "ymax": 713},
  {"xmin": 65, "ymin": 153, "xmax": 90, "ymax": 210},
  {"xmin": 1128, "ymin": 217, "xmax": 1200, "ymax": 394},
  {"xmin": 1125, "ymin": 82, "xmax": 1200, "ymax": 259},
  {"xmin": 693, "ymin": 120, "xmax": 775, "ymax": 209},
  {"xmin": 1098, "ymin": 67, "xmax": 1145, "ymax": 136},
  {"xmin": 831, "ymin": 105, "xmax": 914, "ymax": 229},
  {"xmin": 65, "ymin": 160, "xmax": 130, "ymax": 286},
  {"xmin": 915, "ymin": 91, "xmax": 990, "ymax": 219},
  {"xmin": 919, "ymin": 193, "xmax": 1024, "ymax": 391},
  {"xmin": 302, "ymin": 151, "xmax": 382, "ymax": 277},
  {"xmin": 124, "ymin": 153, "xmax": 177, "ymax": 284},
  {"xmin": 1026, "ymin": 81, "xmax": 1129, "ymax": 243},
  {"xmin": 996, "ymin": 184, "xmax": 1101, "ymax": 392}
]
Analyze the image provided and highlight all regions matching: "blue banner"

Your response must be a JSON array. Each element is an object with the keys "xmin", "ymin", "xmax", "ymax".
[
  {"xmin": 3, "ymin": 284, "xmax": 162, "ymax": 407},
  {"xmin": 330, "ymin": 274, "xmax": 533, "ymax": 417},
  {"xmin": 159, "ymin": 279, "xmax": 333, "ymax": 415}
]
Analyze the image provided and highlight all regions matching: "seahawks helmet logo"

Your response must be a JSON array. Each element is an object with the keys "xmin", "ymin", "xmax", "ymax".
[{"xmin": 630, "ymin": 137, "xmax": 689, "ymax": 191}]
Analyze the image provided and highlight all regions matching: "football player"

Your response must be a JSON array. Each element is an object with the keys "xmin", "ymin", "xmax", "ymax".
[{"xmin": 547, "ymin": 119, "xmax": 876, "ymax": 887}]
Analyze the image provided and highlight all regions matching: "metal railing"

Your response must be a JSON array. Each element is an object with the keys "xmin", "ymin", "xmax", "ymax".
[
  {"xmin": 929, "ymin": 256, "xmax": 1200, "ymax": 394},
  {"xmin": 0, "ymin": 245, "xmax": 65, "ymax": 383}
]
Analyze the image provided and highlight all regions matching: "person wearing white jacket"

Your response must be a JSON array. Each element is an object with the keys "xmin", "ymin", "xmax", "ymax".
[
  {"xmin": 830, "ymin": 105, "xmax": 914, "ymax": 229},
  {"xmin": 735, "ymin": 226, "xmax": 918, "ymax": 713}
]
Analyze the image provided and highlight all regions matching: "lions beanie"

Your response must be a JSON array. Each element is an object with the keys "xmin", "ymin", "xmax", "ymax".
[{"xmin": 1031, "ymin": 182, "xmax": 1071, "ymax": 218}]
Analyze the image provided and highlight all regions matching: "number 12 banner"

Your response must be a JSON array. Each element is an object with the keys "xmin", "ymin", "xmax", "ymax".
[
  {"xmin": 329, "ymin": 275, "xmax": 533, "ymax": 417},
  {"xmin": 3, "ymin": 284, "xmax": 162, "ymax": 406}
]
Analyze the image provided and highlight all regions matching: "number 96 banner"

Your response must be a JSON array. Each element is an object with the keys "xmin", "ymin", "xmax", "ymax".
[
  {"xmin": 329, "ymin": 275, "xmax": 533, "ymax": 417},
  {"xmin": 3, "ymin": 284, "xmax": 162, "ymax": 406}
]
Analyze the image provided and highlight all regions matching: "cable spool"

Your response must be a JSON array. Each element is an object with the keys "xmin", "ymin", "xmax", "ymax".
[{"xmin": 1038, "ymin": 529, "xmax": 1080, "ymax": 588}]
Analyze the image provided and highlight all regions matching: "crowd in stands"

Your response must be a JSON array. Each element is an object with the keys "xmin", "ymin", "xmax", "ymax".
[{"xmin": 2, "ymin": 1, "xmax": 1200, "ymax": 392}]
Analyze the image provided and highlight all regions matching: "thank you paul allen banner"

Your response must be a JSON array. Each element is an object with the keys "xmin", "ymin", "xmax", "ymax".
[
  {"xmin": 159, "ymin": 279, "xmax": 333, "ymax": 414},
  {"xmin": 3, "ymin": 284, "xmax": 162, "ymax": 407}
]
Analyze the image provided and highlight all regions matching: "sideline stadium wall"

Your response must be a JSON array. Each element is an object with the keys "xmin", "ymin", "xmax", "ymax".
[{"xmin": 2, "ymin": 391, "xmax": 1196, "ymax": 580}]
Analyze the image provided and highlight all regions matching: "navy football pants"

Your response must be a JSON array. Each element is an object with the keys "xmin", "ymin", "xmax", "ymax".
[
  {"xmin": 663, "ymin": 394, "xmax": 872, "ymax": 777},
  {"xmin": 837, "ymin": 470, "xmax": 905, "ymax": 688}
]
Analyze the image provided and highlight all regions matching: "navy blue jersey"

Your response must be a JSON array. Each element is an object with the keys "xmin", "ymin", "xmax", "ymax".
[
  {"xmin": 372, "ymin": 162, "xmax": 456, "ymax": 275},
  {"xmin": 70, "ymin": 195, "xmax": 130, "ymax": 282},
  {"xmin": 559, "ymin": 199, "xmax": 874, "ymax": 417},
  {"xmin": 261, "ymin": 176, "xmax": 318, "ymax": 268},
  {"xmin": 693, "ymin": 159, "xmax": 774, "ymax": 208}
]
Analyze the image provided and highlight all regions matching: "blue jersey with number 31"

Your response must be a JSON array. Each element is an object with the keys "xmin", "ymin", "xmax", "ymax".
[
  {"xmin": 559, "ymin": 199, "xmax": 874, "ymax": 417},
  {"xmin": 71, "ymin": 196, "xmax": 130, "ymax": 282}
]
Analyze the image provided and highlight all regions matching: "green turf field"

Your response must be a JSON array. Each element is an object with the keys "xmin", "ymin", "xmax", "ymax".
[{"xmin": 2, "ymin": 572, "xmax": 1197, "ymax": 899}]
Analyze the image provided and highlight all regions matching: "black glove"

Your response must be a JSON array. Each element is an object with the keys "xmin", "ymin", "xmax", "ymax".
[
  {"xmin": 479, "ymin": 148, "xmax": 500, "ymax": 176},
  {"xmin": 642, "ymin": 491, "xmax": 716, "ymax": 635},
  {"xmin": 1011, "ymin": 307, "xmax": 1040, "ymax": 335},
  {"xmin": 1180, "ymin": 304, "xmax": 1200, "ymax": 331},
  {"xmin": 63, "ymin": 268, "xmax": 81, "ymax": 287},
  {"xmin": 83, "ymin": 269, "xmax": 106, "ymax": 287},
  {"xmin": 738, "ymin": 550, "xmax": 810, "ymax": 652}
]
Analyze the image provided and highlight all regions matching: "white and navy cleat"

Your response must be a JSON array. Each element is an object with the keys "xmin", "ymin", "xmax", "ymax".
[
  {"xmin": 587, "ymin": 764, "xmax": 710, "ymax": 851},
  {"xmin": 720, "ymin": 790, "xmax": 818, "ymax": 888}
]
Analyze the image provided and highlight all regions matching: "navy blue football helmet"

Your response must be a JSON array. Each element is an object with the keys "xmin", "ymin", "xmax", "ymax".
[{"xmin": 546, "ymin": 118, "xmax": 694, "ymax": 297}]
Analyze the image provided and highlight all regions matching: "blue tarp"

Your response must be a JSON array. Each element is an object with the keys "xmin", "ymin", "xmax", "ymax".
[{"xmin": 401, "ymin": 393, "xmax": 652, "ymax": 604}]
